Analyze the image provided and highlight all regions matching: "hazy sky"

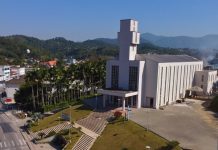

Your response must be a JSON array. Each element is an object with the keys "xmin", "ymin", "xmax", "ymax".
[{"xmin": 0, "ymin": 0, "xmax": 218, "ymax": 41}]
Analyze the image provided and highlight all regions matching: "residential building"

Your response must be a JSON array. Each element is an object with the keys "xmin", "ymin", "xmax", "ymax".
[
  {"xmin": 10, "ymin": 66, "xmax": 25, "ymax": 79},
  {"xmin": 98, "ymin": 19, "xmax": 215, "ymax": 110},
  {"xmin": 41, "ymin": 60, "xmax": 57, "ymax": 68},
  {"xmin": 0, "ymin": 66, "xmax": 11, "ymax": 81}
]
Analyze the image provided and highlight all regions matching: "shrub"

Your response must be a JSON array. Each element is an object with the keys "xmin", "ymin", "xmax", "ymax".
[
  {"xmin": 167, "ymin": 140, "xmax": 180, "ymax": 149},
  {"xmin": 71, "ymin": 131, "xmax": 78, "ymax": 135},
  {"xmin": 38, "ymin": 132, "xmax": 46, "ymax": 139},
  {"xmin": 58, "ymin": 129, "xmax": 69, "ymax": 135},
  {"xmin": 210, "ymin": 96, "xmax": 218, "ymax": 112},
  {"xmin": 77, "ymin": 127, "xmax": 82, "ymax": 131},
  {"xmin": 51, "ymin": 135, "xmax": 67, "ymax": 149},
  {"xmin": 114, "ymin": 111, "xmax": 122, "ymax": 119},
  {"xmin": 45, "ymin": 131, "xmax": 56, "ymax": 138}
]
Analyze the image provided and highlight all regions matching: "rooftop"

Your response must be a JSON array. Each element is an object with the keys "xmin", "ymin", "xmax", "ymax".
[
  {"xmin": 6, "ymin": 75, "xmax": 25, "ymax": 85},
  {"xmin": 135, "ymin": 54, "xmax": 201, "ymax": 63},
  {"xmin": 98, "ymin": 89, "xmax": 138, "ymax": 97}
]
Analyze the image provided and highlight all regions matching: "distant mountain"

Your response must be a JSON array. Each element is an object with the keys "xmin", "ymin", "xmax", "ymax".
[
  {"xmin": 0, "ymin": 34, "xmax": 206, "ymax": 65},
  {"xmin": 141, "ymin": 33, "xmax": 218, "ymax": 49},
  {"xmin": 0, "ymin": 35, "xmax": 119, "ymax": 64},
  {"xmin": 94, "ymin": 38, "xmax": 118, "ymax": 45}
]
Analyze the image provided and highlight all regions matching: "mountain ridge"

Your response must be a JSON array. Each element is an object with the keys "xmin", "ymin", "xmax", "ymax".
[{"xmin": 141, "ymin": 33, "xmax": 218, "ymax": 49}]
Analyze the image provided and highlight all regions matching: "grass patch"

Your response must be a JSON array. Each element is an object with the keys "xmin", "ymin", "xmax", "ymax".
[
  {"xmin": 91, "ymin": 119, "xmax": 180, "ymax": 150},
  {"xmin": 31, "ymin": 104, "xmax": 92, "ymax": 132},
  {"xmin": 63, "ymin": 128, "xmax": 83, "ymax": 150}
]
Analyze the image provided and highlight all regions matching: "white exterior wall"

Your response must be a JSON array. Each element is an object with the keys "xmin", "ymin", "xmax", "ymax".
[
  {"xmin": 18, "ymin": 68, "xmax": 25, "ymax": 76},
  {"xmin": 5, "ymin": 86, "xmax": 18, "ymax": 99},
  {"xmin": 137, "ymin": 61, "xmax": 145, "ymax": 108},
  {"xmin": 143, "ymin": 59, "xmax": 158, "ymax": 107},
  {"xmin": 11, "ymin": 67, "xmax": 25, "ymax": 78},
  {"xmin": 0, "ymin": 76, "xmax": 4, "ymax": 82},
  {"xmin": 194, "ymin": 70, "xmax": 217, "ymax": 94},
  {"xmin": 154, "ymin": 61, "xmax": 203, "ymax": 108},
  {"xmin": 104, "ymin": 19, "xmax": 207, "ymax": 109},
  {"xmin": 0, "ymin": 66, "xmax": 10, "ymax": 81},
  {"xmin": 106, "ymin": 60, "xmax": 144, "ymax": 108},
  {"xmin": 118, "ymin": 19, "xmax": 140, "ymax": 61}
]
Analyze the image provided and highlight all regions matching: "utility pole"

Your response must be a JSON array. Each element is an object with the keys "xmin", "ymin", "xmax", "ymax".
[
  {"xmin": 146, "ymin": 108, "xmax": 149, "ymax": 132},
  {"xmin": 95, "ymin": 93, "xmax": 98, "ymax": 110},
  {"xmin": 69, "ymin": 105, "xmax": 71, "ymax": 143}
]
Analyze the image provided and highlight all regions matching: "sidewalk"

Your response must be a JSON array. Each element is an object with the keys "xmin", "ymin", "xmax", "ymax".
[
  {"xmin": 74, "ymin": 123, "xmax": 99, "ymax": 139},
  {"xmin": 4, "ymin": 109, "xmax": 55, "ymax": 150}
]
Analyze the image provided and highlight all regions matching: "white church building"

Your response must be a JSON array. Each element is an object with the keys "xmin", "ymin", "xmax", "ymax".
[{"xmin": 98, "ymin": 19, "xmax": 217, "ymax": 110}]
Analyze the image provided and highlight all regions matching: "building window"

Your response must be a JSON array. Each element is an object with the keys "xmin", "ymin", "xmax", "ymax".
[
  {"xmin": 201, "ymin": 75, "xmax": 204, "ymax": 82},
  {"xmin": 201, "ymin": 85, "xmax": 203, "ymax": 89},
  {"xmin": 129, "ymin": 66, "xmax": 138, "ymax": 90},
  {"xmin": 111, "ymin": 65, "xmax": 119, "ymax": 89}
]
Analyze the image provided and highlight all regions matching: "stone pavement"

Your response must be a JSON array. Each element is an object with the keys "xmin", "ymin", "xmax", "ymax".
[
  {"xmin": 72, "ymin": 134, "xmax": 95, "ymax": 150},
  {"xmin": 72, "ymin": 110, "xmax": 112, "ymax": 150},
  {"xmin": 32, "ymin": 122, "xmax": 73, "ymax": 139},
  {"xmin": 129, "ymin": 103, "xmax": 218, "ymax": 150}
]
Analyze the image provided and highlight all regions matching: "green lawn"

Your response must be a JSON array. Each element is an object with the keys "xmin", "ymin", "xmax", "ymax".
[
  {"xmin": 91, "ymin": 119, "xmax": 180, "ymax": 150},
  {"xmin": 62, "ymin": 128, "xmax": 83, "ymax": 150},
  {"xmin": 31, "ymin": 104, "xmax": 92, "ymax": 132}
]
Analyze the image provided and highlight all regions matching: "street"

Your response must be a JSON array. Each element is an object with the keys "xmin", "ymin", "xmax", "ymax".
[{"xmin": 0, "ymin": 103, "xmax": 29, "ymax": 150}]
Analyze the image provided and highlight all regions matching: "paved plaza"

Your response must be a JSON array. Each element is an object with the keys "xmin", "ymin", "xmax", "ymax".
[{"xmin": 129, "ymin": 100, "xmax": 218, "ymax": 150}]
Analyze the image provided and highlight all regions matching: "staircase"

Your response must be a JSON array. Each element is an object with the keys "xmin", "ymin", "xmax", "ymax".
[
  {"xmin": 72, "ymin": 110, "xmax": 112, "ymax": 150},
  {"xmin": 32, "ymin": 122, "xmax": 73, "ymax": 139},
  {"xmin": 72, "ymin": 134, "xmax": 95, "ymax": 150}
]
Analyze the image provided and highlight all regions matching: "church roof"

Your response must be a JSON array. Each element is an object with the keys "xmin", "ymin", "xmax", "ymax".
[{"xmin": 135, "ymin": 54, "xmax": 201, "ymax": 63}]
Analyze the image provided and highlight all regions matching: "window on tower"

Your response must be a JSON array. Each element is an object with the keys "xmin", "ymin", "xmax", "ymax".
[
  {"xmin": 129, "ymin": 66, "xmax": 138, "ymax": 90},
  {"xmin": 111, "ymin": 65, "xmax": 119, "ymax": 89}
]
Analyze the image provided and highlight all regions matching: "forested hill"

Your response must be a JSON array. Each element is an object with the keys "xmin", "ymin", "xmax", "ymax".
[{"xmin": 0, "ymin": 35, "xmax": 199, "ymax": 65}]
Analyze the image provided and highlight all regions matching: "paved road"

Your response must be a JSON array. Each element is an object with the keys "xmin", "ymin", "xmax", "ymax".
[
  {"xmin": 130, "ymin": 104, "xmax": 218, "ymax": 150},
  {"xmin": 0, "ymin": 103, "xmax": 29, "ymax": 150}
]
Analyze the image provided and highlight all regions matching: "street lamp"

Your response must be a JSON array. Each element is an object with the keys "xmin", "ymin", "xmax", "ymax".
[
  {"xmin": 146, "ymin": 108, "xmax": 149, "ymax": 132},
  {"xmin": 95, "ymin": 93, "xmax": 98, "ymax": 110},
  {"xmin": 69, "ymin": 105, "xmax": 71, "ymax": 143},
  {"xmin": 58, "ymin": 117, "xmax": 61, "ymax": 125}
]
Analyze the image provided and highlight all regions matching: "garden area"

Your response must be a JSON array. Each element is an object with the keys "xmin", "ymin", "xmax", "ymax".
[
  {"xmin": 91, "ymin": 118, "xmax": 180, "ymax": 150},
  {"xmin": 29, "ymin": 104, "xmax": 92, "ymax": 132},
  {"xmin": 35, "ymin": 127, "xmax": 82, "ymax": 150}
]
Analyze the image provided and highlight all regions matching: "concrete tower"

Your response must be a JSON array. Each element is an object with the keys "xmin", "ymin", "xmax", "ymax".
[{"xmin": 118, "ymin": 19, "xmax": 140, "ymax": 61}]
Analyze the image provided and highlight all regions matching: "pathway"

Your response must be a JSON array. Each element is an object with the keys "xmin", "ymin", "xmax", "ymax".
[
  {"xmin": 72, "ymin": 110, "xmax": 112, "ymax": 150},
  {"xmin": 32, "ymin": 122, "xmax": 73, "ymax": 139}
]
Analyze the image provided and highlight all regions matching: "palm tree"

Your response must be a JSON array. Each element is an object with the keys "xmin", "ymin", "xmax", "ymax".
[{"xmin": 25, "ymin": 71, "xmax": 37, "ymax": 110}]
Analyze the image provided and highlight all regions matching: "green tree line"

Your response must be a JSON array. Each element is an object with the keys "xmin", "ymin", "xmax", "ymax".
[{"xmin": 15, "ymin": 58, "xmax": 106, "ymax": 112}]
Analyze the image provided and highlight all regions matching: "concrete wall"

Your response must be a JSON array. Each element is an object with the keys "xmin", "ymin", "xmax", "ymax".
[
  {"xmin": 118, "ymin": 19, "xmax": 140, "ymax": 61},
  {"xmin": 155, "ymin": 61, "xmax": 203, "ymax": 108},
  {"xmin": 194, "ymin": 70, "xmax": 217, "ymax": 94},
  {"xmin": 142, "ymin": 59, "xmax": 158, "ymax": 107}
]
